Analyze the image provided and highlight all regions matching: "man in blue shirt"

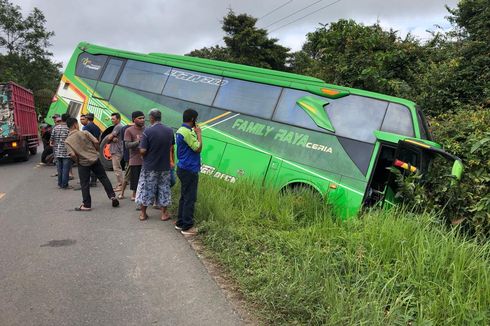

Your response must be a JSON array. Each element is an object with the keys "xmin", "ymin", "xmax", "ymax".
[
  {"xmin": 135, "ymin": 109, "xmax": 175, "ymax": 222},
  {"xmin": 175, "ymin": 109, "xmax": 202, "ymax": 236},
  {"xmin": 81, "ymin": 113, "xmax": 101, "ymax": 140}
]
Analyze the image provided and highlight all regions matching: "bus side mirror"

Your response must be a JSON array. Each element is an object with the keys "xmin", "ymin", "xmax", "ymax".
[
  {"xmin": 451, "ymin": 159, "xmax": 463, "ymax": 182},
  {"xmin": 296, "ymin": 96, "xmax": 335, "ymax": 132}
]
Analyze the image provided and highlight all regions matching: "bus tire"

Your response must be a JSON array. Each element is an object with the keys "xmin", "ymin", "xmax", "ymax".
[
  {"xmin": 281, "ymin": 183, "xmax": 323, "ymax": 202},
  {"xmin": 99, "ymin": 135, "xmax": 113, "ymax": 171}
]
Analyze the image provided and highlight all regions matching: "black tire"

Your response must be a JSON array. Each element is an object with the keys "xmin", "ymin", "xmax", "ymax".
[
  {"xmin": 14, "ymin": 142, "xmax": 29, "ymax": 162},
  {"xmin": 29, "ymin": 146, "xmax": 37, "ymax": 155},
  {"xmin": 99, "ymin": 135, "xmax": 113, "ymax": 171}
]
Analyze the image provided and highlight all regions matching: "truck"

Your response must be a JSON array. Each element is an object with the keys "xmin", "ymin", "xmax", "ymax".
[{"xmin": 0, "ymin": 82, "xmax": 39, "ymax": 161}]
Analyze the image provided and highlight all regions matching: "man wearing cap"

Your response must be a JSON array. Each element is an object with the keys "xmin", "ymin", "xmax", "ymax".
[{"xmin": 124, "ymin": 111, "xmax": 145, "ymax": 202}]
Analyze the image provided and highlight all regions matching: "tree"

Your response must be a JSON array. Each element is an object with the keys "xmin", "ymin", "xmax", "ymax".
[
  {"xmin": 0, "ymin": 0, "xmax": 60, "ymax": 117},
  {"xmin": 290, "ymin": 19, "xmax": 429, "ymax": 100},
  {"xmin": 187, "ymin": 45, "xmax": 231, "ymax": 62},
  {"xmin": 188, "ymin": 10, "xmax": 290, "ymax": 70}
]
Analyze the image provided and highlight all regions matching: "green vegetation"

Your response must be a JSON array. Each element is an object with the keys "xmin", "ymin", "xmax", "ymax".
[
  {"xmin": 0, "ymin": 0, "xmax": 61, "ymax": 116},
  {"xmin": 393, "ymin": 107, "xmax": 490, "ymax": 240},
  {"xmin": 188, "ymin": 177, "xmax": 490, "ymax": 325}
]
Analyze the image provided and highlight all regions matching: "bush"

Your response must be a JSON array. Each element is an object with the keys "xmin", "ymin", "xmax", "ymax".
[{"xmin": 395, "ymin": 107, "xmax": 490, "ymax": 239}]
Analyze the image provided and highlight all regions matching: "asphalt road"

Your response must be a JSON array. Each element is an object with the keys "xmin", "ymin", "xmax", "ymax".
[{"xmin": 0, "ymin": 152, "xmax": 242, "ymax": 326}]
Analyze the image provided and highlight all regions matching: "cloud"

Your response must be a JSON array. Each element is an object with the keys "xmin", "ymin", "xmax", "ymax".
[{"xmin": 16, "ymin": 0, "xmax": 458, "ymax": 66}]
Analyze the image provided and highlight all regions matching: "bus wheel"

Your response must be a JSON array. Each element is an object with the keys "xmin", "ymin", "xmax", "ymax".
[
  {"xmin": 99, "ymin": 135, "xmax": 113, "ymax": 171},
  {"xmin": 281, "ymin": 183, "xmax": 324, "ymax": 218}
]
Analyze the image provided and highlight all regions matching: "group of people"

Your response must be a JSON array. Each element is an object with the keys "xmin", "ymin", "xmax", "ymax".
[{"xmin": 48, "ymin": 108, "xmax": 202, "ymax": 236}]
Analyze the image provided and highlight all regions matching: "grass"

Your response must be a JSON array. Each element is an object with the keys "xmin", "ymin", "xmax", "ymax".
[{"xmin": 175, "ymin": 176, "xmax": 490, "ymax": 325}]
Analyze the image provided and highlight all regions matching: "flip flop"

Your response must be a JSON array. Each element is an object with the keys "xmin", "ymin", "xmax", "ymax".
[
  {"xmin": 75, "ymin": 205, "xmax": 91, "ymax": 211},
  {"xmin": 160, "ymin": 214, "xmax": 171, "ymax": 221},
  {"xmin": 117, "ymin": 194, "xmax": 125, "ymax": 199},
  {"xmin": 139, "ymin": 214, "xmax": 149, "ymax": 221}
]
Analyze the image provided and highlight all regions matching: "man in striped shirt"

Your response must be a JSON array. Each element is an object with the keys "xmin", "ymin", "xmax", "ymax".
[{"xmin": 49, "ymin": 113, "xmax": 73, "ymax": 189}]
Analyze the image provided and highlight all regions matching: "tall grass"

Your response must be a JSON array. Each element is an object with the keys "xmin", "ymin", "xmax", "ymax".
[{"xmin": 184, "ymin": 176, "xmax": 490, "ymax": 325}]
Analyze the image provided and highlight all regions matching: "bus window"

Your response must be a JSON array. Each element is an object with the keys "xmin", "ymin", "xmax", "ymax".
[
  {"xmin": 100, "ymin": 58, "xmax": 124, "ymax": 83},
  {"xmin": 93, "ymin": 58, "xmax": 124, "ymax": 100},
  {"xmin": 118, "ymin": 60, "xmax": 170, "ymax": 94},
  {"xmin": 272, "ymin": 88, "xmax": 325, "ymax": 131},
  {"xmin": 326, "ymin": 96, "xmax": 388, "ymax": 144},
  {"xmin": 417, "ymin": 109, "xmax": 432, "ymax": 140},
  {"xmin": 75, "ymin": 53, "xmax": 107, "ymax": 80},
  {"xmin": 380, "ymin": 103, "xmax": 414, "ymax": 137},
  {"xmin": 163, "ymin": 68, "xmax": 222, "ymax": 106},
  {"xmin": 213, "ymin": 78, "xmax": 281, "ymax": 119}
]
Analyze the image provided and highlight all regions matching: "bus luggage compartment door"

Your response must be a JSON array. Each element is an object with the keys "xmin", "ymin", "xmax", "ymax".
[{"xmin": 217, "ymin": 144, "xmax": 271, "ymax": 184}]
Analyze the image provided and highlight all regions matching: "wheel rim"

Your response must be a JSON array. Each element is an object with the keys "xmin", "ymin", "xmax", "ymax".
[{"xmin": 103, "ymin": 144, "xmax": 112, "ymax": 161}]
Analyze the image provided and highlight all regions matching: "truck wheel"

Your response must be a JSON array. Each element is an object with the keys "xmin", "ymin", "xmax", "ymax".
[
  {"xmin": 99, "ymin": 135, "xmax": 113, "ymax": 171},
  {"xmin": 21, "ymin": 143, "xmax": 30, "ymax": 161},
  {"xmin": 29, "ymin": 147, "xmax": 37, "ymax": 155},
  {"xmin": 14, "ymin": 142, "xmax": 29, "ymax": 162}
]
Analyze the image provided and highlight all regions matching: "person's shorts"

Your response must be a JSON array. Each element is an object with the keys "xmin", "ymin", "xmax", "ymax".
[
  {"xmin": 124, "ymin": 165, "xmax": 131, "ymax": 183},
  {"xmin": 135, "ymin": 169, "xmax": 171, "ymax": 207}
]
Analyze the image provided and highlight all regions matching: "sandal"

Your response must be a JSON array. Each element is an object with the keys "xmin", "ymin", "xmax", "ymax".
[
  {"xmin": 75, "ymin": 205, "xmax": 91, "ymax": 211},
  {"xmin": 160, "ymin": 213, "xmax": 171, "ymax": 221},
  {"xmin": 139, "ymin": 214, "xmax": 149, "ymax": 221},
  {"xmin": 117, "ymin": 194, "xmax": 125, "ymax": 199}
]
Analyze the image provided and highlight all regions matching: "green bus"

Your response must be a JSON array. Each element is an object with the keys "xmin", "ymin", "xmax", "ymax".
[{"xmin": 47, "ymin": 42, "xmax": 462, "ymax": 218}]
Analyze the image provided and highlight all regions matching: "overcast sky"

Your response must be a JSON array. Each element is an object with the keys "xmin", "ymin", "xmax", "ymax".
[{"xmin": 17, "ymin": 0, "xmax": 458, "ymax": 67}]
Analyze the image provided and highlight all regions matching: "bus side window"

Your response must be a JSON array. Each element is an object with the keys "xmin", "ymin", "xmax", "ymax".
[
  {"xmin": 380, "ymin": 103, "xmax": 414, "ymax": 137},
  {"xmin": 100, "ymin": 58, "xmax": 124, "ymax": 84},
  {"xmin": 213, "ymin": 78, "xmax": 281, "ymax": 119},
  {"xmin": 75, "ymin": 53, "xmax": 107, "ymax": 80},
  {"xmin": 118, "ymin": 60, "xmax": 171, "ymax": 94},
  {"xmin": 325, "ymin": 96, "xmax": 388, "ymax": 144},
  {"xmin": 272, "ymin": 88, "xmax": 325, "ymax": 131},
  {"xmin": 93, "ymin": 58, "xmax": 124, "ymax": 100},
  {"xmin": 162, "ymin": 68, "xmax": 222, "ymax": 106}
]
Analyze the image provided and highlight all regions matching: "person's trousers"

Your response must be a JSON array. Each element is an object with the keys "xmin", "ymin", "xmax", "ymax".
[
  {"xmin": 177, "ymin": 168, "xmax": 199, "ymax": 231},
  {"xmin": 90, "ymin": 171, "xmax": 97, "ymax": 185},
  {"xmin": 57, "ymin": 157, "xmax": 72, "ymax": 188},
  {"xmin": 78, "ymin": 159, "xmax": 116, "ymax": 208},
  {"xmin": 111, "ymin": 154, "xmax": 123, "ymax": 186}
]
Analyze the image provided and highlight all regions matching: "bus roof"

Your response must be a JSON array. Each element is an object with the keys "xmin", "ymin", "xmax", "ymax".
[{"xmin": 77, "ymin": 42, "xmax": 416, "ymax": 108}]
